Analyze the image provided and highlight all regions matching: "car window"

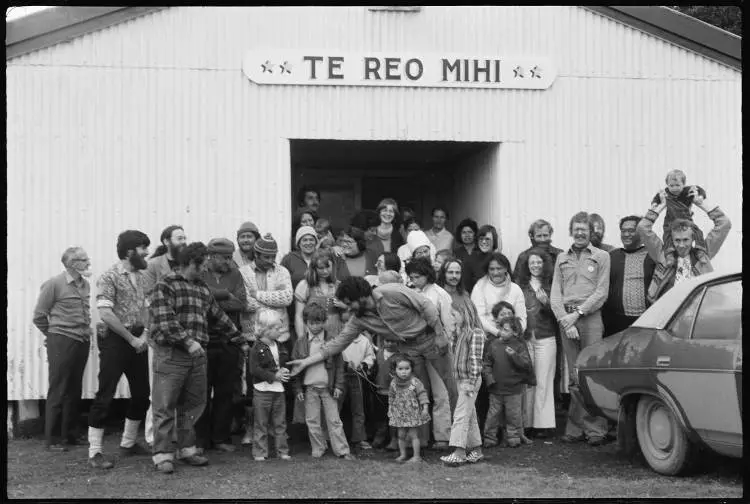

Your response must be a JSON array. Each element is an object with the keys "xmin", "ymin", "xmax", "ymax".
[
  {"xmin": 667, "ymin": 287, "xmax": 704, "ymax": 339},
  {"xmin": 692, "ymin": 280, "xmax": 742, "ymax": 340}
]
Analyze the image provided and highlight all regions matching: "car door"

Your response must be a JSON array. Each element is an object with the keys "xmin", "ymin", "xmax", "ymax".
[{"xmin": 650, "ymin": 276, "xmax": 742, "ymax": 458}]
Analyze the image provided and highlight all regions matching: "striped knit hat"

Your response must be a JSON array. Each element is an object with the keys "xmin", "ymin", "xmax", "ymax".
[{"xmin": 254, "ymin": 233, "xmax": 278, "ymax": 256}]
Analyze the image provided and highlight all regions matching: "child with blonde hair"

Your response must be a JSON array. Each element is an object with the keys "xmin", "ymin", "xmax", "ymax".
[{"xmin": 248, "ymin": 310, "xmax": 292, "ymax": 461}]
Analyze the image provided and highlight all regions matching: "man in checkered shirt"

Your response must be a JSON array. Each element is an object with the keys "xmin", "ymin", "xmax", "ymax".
[{"xmin": 148, "ymin": 242, "xmax": 242, "ymax": 474}]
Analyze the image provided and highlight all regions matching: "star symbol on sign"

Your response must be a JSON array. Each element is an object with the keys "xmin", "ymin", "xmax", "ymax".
[
  {"xmin": 261, "ymin": 60, "xmax": 274, "ymax": 73},
  {"xmin": 279, "ymin": 61, "xmax": 292, "ymax": 74},
  {"xmin": 513, "ymin": 66, "xmax": 525, "ymax": 78},
  {"xmin": 530, "ymin": 66, "xmax": 542, "ymax": 78}
]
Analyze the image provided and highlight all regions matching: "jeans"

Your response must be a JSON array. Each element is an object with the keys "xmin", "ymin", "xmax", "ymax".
[
  {"xmin": 371, "ymin": 393, "xmax": 396, "ymax": 447},
  {"xmin": 252, "ymin": 390, "xmax": 289, "ymax": 458},
  {"xmin": 194, "ymin": 342, "xmax": 241, "ymax": 446},
  {"xmin": 560, "ymin": 310, "xmax": 608, "ymax": 439},
  {"xmin": 88, "ymin": 331, "xmax": 150, "ymax": 428},
  {"xmin": 337, "ymin": 371, "xmax": 366, "ymax": 444},
  {"xmin": 307, "ymin": 386, "xmax": 350, "ymax": 456},
  {"xmin": 524, "ymin": 335, "xmax": 557, "ymax": 429},
  {"xmin": 45, "ymin": 333, "xmax": 89, "ymax": 444},
  {"xmin": 484, "ymin": 392, "xmax": 523, "ymax": 444},
  {"xmin": 448, "ymin": 378, "xmax": 482, "ymax": 450},
  {"xmin": 151, "ymin": 345, "xmax": 207, "ymax": 463},
  {"xmin": 426, "ymin": 361, "xmax": 451, "ymax": 442}
]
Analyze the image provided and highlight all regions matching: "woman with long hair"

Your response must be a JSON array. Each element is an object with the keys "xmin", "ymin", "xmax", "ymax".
[
  {"xmin": 365, "ymin": 199, "xmax": 404, "ymax": 268},
  {"xmin": 515, "ymin": 247, "xmax": 557, "ymax": 438},
  {"xmin": 470, "ymin": 253, "xmax": 527, "ymax": 336},
  {"xmin": 452, "ymin": 218, "xmax": 482, "ymax": 293}
]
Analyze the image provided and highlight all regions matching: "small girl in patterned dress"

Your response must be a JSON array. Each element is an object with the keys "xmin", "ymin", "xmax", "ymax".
[{"xmin": 388, "ymin": 355, "xmax": 431, "ymax": 463}]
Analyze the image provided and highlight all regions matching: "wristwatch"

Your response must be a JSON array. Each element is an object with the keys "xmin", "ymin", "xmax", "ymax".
[{"xmin": 575, "ymin": 307, "xmax": 585, "ymax": 317}]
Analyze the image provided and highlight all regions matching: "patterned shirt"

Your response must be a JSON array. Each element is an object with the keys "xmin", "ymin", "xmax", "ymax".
[
  {"xmin": 33, "ymin": 271, "xmax": 92, "ymax": 342},
  {"xmin": 238, "ymin": 263, "xmax": 293, "ymax": 341},
  {"xmin": 96, "ymin": 262, "xmax": 149, "ymax": 328},
  {"xmin": 622, "ymin": 248, "xmax": 649, "ymax": 316},
  {"xmin": 149, "ymin": 271, "xmax": 240, "ymax": 349},
  {"xmin": 674, "ymin": 256, "xmax": 694, "ymax": 286}
]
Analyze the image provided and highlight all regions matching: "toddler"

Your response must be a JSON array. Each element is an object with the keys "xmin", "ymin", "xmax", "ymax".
[
  {"xmin": 315, "ymin": 218, "xmax": 335, "ymax": 246},
  {"xmin": 247, "ymin": 310, "xmax": 292, "ymax": 461},
  {"xmin": 388, "ymin": 355, "xmax": 431, "ymax": 463},
  {"xmin": 482, "ymin": 316, "xmax": 535, "ymax": 448},
  {"xmin": 433, "ymin": 249, "xmax": 452, "ymax": 274},
  {"xmin": 371, "ymin": 339, "xmax": 399, "ymax": 450},
  {"xmin": 291, "ymin": 303, "xmax": 355, "ymax": 460},
  {"xmin": 651, "ymin": 169, "xmax": 708, "ymax": 264}
]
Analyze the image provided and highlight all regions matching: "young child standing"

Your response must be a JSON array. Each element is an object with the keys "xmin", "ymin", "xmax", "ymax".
[
  {"xmin": 248, "ymin": 310, "xmax": 292, "ymax": 461},
  {"xmin": 291, "ymin": 303, "xmax": 356, "ymax": 460},
  {"xmin": 388, "ymin": 355, "xmax": 431, "ymax": 463},
  {"xmin": 371, "ymin": 339, "xmax": 399, "ymax": 450},
  {"xmin": 482, "ymin": 316, "xmax": 535, "ymax": 449},
  {"xmin": 339, "ymin": 331, "xmax": 377, "ymax": 450},
  {"xmin": 650, "ymin": 169, "xmax": 708, "ymax": 265}
]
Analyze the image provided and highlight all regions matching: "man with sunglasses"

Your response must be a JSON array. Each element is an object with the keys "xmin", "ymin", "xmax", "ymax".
[
  {"xmin": 33, "ymin": 247, "xmax": 94, "ymax": 452},
  {"xmin": 194, "ymin": 238, "xmax": 250, "ymax": 453}
]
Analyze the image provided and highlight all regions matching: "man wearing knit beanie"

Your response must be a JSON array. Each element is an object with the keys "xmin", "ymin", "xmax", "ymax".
[
  {"xmin": 194, "ymin": 238, "xmax": 249, "ymax": 454},
  {"xmin": 234, "ymin": 221, "xmax": 260, "ymax": 269}
]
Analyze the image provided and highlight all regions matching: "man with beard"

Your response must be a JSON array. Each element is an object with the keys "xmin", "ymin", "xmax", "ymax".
[
  {"xmin": 87, "ymin": 230, "xmax": 152, "ymax": 469},
  {"xmin": 602, "ymin": 216, "xmax": 656, "ymax": 337},
  {"xmin": 33, "ymin": 247, "xmax": 94, "ymax": 452},
  {"xmin": 149, "ymin": 243, "xmax": 242, "ymax": 474},
  {"xmin": 588, "ymin": 214, "xmax": 615, "ymax": 252},
  {"xmin": 144, "ymin": 225, "xmax": 187, "ymax": 447},
  {"xmin": 551, "ymin": 212, "xmax": 610, "ymax": 446},
  {"xmin": 194, "ymin": 238, "xmax": 249, "ymax": 453},
  {"xmin": 297, "ymin": 185, "xmax": 321, "ymax": 215},
  {"xmin": 233, "ymin": 221, "xmax": 260, "ymax": 270},
  {"xmin": 287, "ymin": 277, "xmax": 458, "ymax": 427},
  {"xmin": 512, "ymin": 219, "xmax": 564, "ymax": 280}
]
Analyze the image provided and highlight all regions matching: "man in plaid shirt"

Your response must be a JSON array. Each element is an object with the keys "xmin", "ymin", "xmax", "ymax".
[{"xmin": 148, "ymin": 242, "xmax": 242, "ymax": 474}]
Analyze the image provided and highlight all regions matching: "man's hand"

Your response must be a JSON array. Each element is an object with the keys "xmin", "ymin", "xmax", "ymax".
[
  {"xmin": 247, "ymin": 285, "xmax": 258, "ymax": 299},
  {"xmin": 333, "ymin": 388, "xmax": 342, "ymax": 400},
  {"xmin": 275, "ymin": 368, "xmax": 290, "ymax": 382},
  {"xmin": 564, "ymin": 326, "xmax": 580, "ymax": 341},
  {"xmin": 458, "ymin": 380, "xmax": 475, "ymax": 395},
  {"xmin": 559, "ymin": 312, "xmax": 579, "ymax": 331},
  {"xmin": 130, "ymin": 335, "xmax": 148, "ymax": 354},
  {"xmin": 287, "ymin": 358, "xmax": 310, "ymax": 377},
  {"xmin": 505, "ymin": 346, "xmax": 516, "ymax": 355},
  {"xmin": 332, "ymin": 298, "xmax": 348, "ymax": 310},
  {"xmin": 296, "ymin": 392, "xmax": 305, "ymax": 402},
  {"xmin": 187, "ymin": 340, "xmax": 205, "ymax": 357}
]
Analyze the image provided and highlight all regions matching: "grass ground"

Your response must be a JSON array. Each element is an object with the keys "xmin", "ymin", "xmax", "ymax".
[{"xmin": 6, "ymin": 427, "xmax": 743, "ymax": 499}]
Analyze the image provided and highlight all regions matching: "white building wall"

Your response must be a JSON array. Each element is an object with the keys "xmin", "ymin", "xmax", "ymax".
[{"xmin": 6, "ymin": 6, "xmax": 742, "ymax": 400}]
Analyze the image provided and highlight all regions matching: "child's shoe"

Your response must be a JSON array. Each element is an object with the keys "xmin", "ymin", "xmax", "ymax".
[
  {"xmin": 356, "ymin": 441, "xmax": 372, "ymax": 450},
  {"xmin": 466, "ymin": 450, "xmax": 484, "ymax": 464},
  {"xmin": 521, "ymin": 434, "xmax": 534, "ymax": 445},
  {"xmin": 340, "ymin": 453, "xmax": 357, "ymax": 461}
]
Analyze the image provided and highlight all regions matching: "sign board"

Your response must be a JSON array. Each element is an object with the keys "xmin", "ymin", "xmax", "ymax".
[{"xmin": 243, "ymin": 51, "xmax": 557, "ymax": 90}]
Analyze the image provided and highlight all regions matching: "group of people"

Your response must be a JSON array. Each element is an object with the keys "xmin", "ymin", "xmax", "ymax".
[{"xmin": 33, "ymin": 168, "xmax": 732, "ymax": 473}]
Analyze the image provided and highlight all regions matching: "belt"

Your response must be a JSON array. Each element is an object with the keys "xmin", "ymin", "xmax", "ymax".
[{"xmin": 564, "ymin": 304, "xmax": 578, "ymax": 314}]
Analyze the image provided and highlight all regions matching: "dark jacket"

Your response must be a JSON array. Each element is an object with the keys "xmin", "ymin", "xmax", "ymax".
[
  {"xmin": 513, "ymin": 244, "xmax": 564, "ymax": 281},
  {"xmin": 521, "ymin": 283, "xmax": 557, "ymax": 340},
  {"xmin": 453, "ymin": 246, "xmax": 486, "ymax": 293},
  {"xmin": 291, "ymin": 331, "xmax": 345, "ymax": 395},
  {"xmin": 482, "ymin": 336, "xmax": 535, "ymax": 395},
  {"xmin": 201, "ymin": 268, "xmax": 247, "ymax": 342},
  {"xmin": 248, "ymin": 340, "xmax": 289, "ymax": 386}
]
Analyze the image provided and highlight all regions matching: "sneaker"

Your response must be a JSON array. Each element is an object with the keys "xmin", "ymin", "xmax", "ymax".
[
  {"xmin": 340, "ymin": 453, "xmax": 357, "ymax": 461},
  {"xmin": 357, "ymin": 441, "xmax": 373, "ymax": 450},
  {"xmin": 47, "ymin": 443, "xmax": 68, "ymax": 453},
  {"xmin": 279, "ymin": 454, "xmax": 292, "ymax": 460},
  {"xmin": 560, "ymin": 434, "xmax": 586, "ymax": 444},
  {"xmin": 213, "ymin": 443, "xmax": 236, "ymax": 453},
  {"xmin": 506, "ymin": 438, "xmax": 521, "ymax": 448},
  {"xmin": 119, "ymin": 443, "xmax": 151, "ymax": 456},
  {"xmin": 440, "ymin": 452, "xmax": 467, "ymax": 466},
  {"xmin": 154, "ymin": 460, "xmax": 174, "ymax": 474},
  {"xmin": 466, "ymin": 450, "xmax": 484, "ymax": 464},
  {"xmin": 253, "ymin": 456, "xmax": 266, "ymax": 461},
  {"xmin": 178, "ymin": 454, "xmax": 209, "ymax": 466},
  {"xmin": 587, "ymin": 436, "xmax": 606, "ymax": 447},
  {"xmin": 89, "ymin": 453, "xmax": 114, "ymax": 470}
]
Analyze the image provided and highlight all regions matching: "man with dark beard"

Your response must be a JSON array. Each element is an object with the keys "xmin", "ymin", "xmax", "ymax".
[
  {"xmin": 194, "ymin": 238, "xmax": 249, "ymax": 453},
  {"xmin": 233, "ymin": 221, "xmax": 260, "ymax": 270},
  {"xmin": 512, "ymin": 219, "xmax": 564, "ymax": 280},
  {"xmin": 588, "ymin": 214, "xmax": 615, "ymax": 252},
  {"xmin": 87, "ymin": 230, "xmax": 152, "ymax": 469}
]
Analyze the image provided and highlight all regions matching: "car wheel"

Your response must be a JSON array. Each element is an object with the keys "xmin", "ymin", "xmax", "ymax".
[{"xmin": 635, "ymin": 396, "xmax": 692, "ymax": 476}]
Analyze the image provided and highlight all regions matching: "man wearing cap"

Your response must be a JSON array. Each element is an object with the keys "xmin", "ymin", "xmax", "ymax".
[
  {"xmin": 233, "ymin": 221, "xmax": 260, "ymax": 270},
  {"xmin": 33, "ymin": 246, "xmax": 93, "ymax": 452},
  {"xmin": 238, "ymin": 233, "xmax": 294, "ymax": 347},
  {"xmin": 194, "ymin": 238, "xmax": 249, "ymax": 453}
]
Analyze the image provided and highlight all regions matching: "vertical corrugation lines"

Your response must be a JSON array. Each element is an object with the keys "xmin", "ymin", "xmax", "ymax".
[{"xmin": 6, "ymin": 6, "xmax": 742, "ymax": 399}]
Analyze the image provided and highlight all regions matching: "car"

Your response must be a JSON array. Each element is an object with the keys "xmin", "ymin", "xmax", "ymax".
[{"xmin": 574, "ymin": 270, "xmax": 742, "ymax": 476}]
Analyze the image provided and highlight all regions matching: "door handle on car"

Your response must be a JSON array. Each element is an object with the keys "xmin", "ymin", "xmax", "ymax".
[{"xmin": 656, "ymin": 356, "xmax": 671, "ymax": 367}]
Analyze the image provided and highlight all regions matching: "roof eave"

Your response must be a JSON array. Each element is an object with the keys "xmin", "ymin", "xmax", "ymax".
[
  {"xmin": 6, "ymin": 6, "xmax": 167, "ymax": 61},
  {"xmin": 586, "ymin": 6, "xmax": 741, "ymax": 71}
]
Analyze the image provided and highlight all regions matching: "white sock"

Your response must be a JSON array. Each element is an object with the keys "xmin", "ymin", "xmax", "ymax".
[
  {"xmin": 88, "ymin": 427, "xmax": 105, "ymax": 459},
  {"xmin": 120, "ymin": 419, "xmax": 141, "ymax": 448}
]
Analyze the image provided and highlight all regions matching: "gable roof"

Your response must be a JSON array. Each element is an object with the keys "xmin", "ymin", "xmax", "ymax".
[{"xmin": 5, "ymin": 5, "xmax": 742, "ymax": 70}]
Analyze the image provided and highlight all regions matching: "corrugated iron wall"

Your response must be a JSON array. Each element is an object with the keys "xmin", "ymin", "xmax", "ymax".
[{"xmin": 6, "ymin": 6, "xmax": 742, "ymax": 400}]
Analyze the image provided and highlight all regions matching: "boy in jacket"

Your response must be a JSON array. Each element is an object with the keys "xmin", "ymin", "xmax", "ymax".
[
  {"xmin": 248, "ymin": 310, "xmax": 292, "ymax": 461},
  {"xmin": 292, "ymin": 302, "xmax": 355, "ymax": 459},
  {"xmin": 482, "ymin": 316, "xmax": 535, "ymax": 448}
]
